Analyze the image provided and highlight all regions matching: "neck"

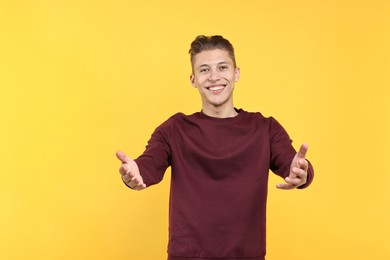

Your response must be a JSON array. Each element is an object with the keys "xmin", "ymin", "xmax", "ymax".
[{"xmin": 201, "ymin": 104, "xmax": 238, "ymax": 118}]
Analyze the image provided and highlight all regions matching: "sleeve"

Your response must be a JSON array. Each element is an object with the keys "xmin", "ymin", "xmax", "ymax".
[
  {"xmin": 134, "ymin": 117, "xmax": 174, "ymax": 187},
  {"xmin": 269, "ymin": 117, "xmax": 314, "ymax": 189}
]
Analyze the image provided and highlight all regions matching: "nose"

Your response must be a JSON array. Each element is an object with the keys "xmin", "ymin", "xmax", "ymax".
[{"xmin": 208, "ymin": 69, "xmax": 221, "ymax": 81}]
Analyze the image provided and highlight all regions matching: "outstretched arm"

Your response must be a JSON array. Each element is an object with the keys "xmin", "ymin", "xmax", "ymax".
[
  {"xmin": 116, "ymin": 150, "xmax": 146, "ymax": 190},
  {"xmin": 276, "ymin": 143, "xmax": 309, "ymax": 190}
]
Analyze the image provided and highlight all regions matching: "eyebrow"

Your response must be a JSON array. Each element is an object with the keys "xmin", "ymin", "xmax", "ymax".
[{"xmin": 198, "ymin": 61, "xmax": 229, "ymax": 68}]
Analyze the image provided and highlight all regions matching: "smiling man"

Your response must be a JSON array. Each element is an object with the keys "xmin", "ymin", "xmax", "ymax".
[
  {"xmin": 190, "ymin": 48, "xmax": 240, "ymax": 117},
  {"xmin": 116, "ymin": 35, "xmax": 314, "ymax": 260}
]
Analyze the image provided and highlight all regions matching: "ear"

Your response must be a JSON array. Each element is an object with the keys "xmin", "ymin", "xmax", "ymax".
[
  {"xmin": 234, "ymin": 67, "xmax": 240, "ymax": 82},
  {"xmin": 190, "ymin": 74, "xmax": 197, "ymax": 88}
]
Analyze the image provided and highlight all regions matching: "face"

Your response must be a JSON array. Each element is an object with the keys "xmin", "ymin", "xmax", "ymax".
[{"xmin": 190, "ymin": 49, "xmax": 240, "ymax": 111}]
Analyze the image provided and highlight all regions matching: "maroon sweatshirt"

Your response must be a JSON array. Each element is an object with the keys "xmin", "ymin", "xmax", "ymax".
[{"xmin": 134, "ymin": 109, "xmax": 314, "ymax": 260}]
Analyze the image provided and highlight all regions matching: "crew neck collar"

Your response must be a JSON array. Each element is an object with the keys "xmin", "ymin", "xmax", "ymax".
[{"xmin": 198, "ymin": 108, "xmax": 244, "ymax": 121}]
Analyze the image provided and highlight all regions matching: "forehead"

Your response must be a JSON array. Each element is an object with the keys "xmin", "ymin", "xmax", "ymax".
[{"xmin": 192, "ymin": 49, "xmax": 233, "ymax": 68}]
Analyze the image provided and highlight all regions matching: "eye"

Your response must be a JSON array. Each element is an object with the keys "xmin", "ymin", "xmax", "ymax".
[
  {"xmin": 219, "ymin": 65, "xmax": 228, "ymax": 70},
  {"xmin": 199, "ymin": 67, "xmax": 209, "ymax": 73}
]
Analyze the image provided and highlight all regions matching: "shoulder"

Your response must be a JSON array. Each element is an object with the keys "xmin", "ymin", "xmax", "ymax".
[
  {"xmin": 239, "ymin": 109, "xmax": 287, "ymax": 132},
  {"xmin": 156, "ymin": 112, "xmax": 190, "ymax": 130},
  {"xmin": 165, "ymin": 112, "xmax": 190, "ymax": 124},
  {"xmin": 240, "ymin": 109, "xmax": 276, "ymax": 125}
]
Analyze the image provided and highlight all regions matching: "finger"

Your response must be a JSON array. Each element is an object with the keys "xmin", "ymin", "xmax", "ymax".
[
  {"xmin": 116, "ymin": 150, "xmax": 131, "ymax": 164},
  {"xmin": 297, "ymin": 158, "xmax": 309, "ymax": 171},
  {"xmin": 128, "ymin": 178, "xmax": 146, "ymax": 190},
  {"xmin": 127, "ymin": 175, "xmax": 141, "ymax": 185},
  {"xmin": 133, "ymin": 183, "xmax": 147, "ymax": 191},
  {"xmin": 119, "ymin": 164, "xmax": 132, "ymax": 176},
  {"xmin": 132, "ymin": 177, "xmax": 146, "ymax": 190},
  {"xmin": 278, "ymin": 171, "xmax": 306, "ymax": 189},
  {"xmin": 292, "ymin": 166, "xmax": 307, "ymax": 178},
  {"xmin": 119, "ymin": 165, "xmax": 127, "ymax": 175},
  {"xmin": 276, "ymin": 183, "xmax": 295, "ymax": 190},
  {"xmin": 297, "ymin": 143, "xmax": 308, "ymax": 160},
  {"xmin": 285, "ymin": 176, "xmax": 303, "ymax": 186},
  {"xmin": 122, "ymin": 173, "xmax": 131, "ymax": 183},
  {"xmin": 121, "ymin": 168, "xmax": 137, "ymax": 182}
]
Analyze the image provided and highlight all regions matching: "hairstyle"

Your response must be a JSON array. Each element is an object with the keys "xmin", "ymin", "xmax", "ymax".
[{"xmin": 189, "ymin": 35, "xmax": 236, "ymax": 69}]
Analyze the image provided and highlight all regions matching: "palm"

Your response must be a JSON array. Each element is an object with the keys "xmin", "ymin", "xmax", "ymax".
[
  {"xmin": 277, "ymin": 144, "xmax": 309, "ymax": 190},
  {"xmin": 116, "ymin": 150, "xmax": 146, "ymax": 190}
]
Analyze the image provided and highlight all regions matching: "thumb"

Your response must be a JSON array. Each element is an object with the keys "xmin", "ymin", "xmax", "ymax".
[
  {"xmin": 116, "ymin": 150, "xmax": 131, "ymax": 164},
  {"xmin": 297, "ymin": 143, "xmax": 309, "ymax": 160}
]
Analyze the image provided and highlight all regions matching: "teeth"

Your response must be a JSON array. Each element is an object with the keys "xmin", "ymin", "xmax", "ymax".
[{"xmin": 209, "ymin": 86, "xmax": 224, "ymax": 91}]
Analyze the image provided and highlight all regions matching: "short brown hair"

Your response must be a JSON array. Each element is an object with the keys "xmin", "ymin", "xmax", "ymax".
[{"xmin": 189, "ymin": 35, "xmax": 236, "ymax": 69}]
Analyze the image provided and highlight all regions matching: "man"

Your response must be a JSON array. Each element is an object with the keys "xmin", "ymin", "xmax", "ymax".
[{"xmin": 116, "ymin": 35, "xmax": 314, "ymax": 260}]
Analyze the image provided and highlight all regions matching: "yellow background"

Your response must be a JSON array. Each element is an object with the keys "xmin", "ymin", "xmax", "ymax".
[{"xmin": 1, "ymin": 0, "xmax": 389, "ymax": 259}]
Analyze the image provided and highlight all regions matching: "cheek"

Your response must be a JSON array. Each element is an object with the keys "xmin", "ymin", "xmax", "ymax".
[
  {"xmin": 195, "ymin": 75, "xmax": 208, "ymax": 85},
  {"xmin": 220, "ymin": 71, "xmax": 235, "ymax": 80}
]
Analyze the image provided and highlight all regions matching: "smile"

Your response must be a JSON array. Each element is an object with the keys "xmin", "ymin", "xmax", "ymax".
[{"xmin": 206, "ymin": 84, "xmax": 226, "ymax": 92}]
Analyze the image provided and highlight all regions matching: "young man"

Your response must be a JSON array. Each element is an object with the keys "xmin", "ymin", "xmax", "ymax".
[{"xmin": 116, "ymin": 35, "xmax": 314, "ymax": 260}]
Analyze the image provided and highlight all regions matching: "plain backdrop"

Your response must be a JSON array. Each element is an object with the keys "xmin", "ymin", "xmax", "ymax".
[{"xmin": 1, "ymin": 0, "xmax": 389, "ymax": 259}]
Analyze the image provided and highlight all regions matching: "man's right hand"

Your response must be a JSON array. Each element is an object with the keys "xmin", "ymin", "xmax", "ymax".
[{"xmin": 116, "ymin": 151, "xmax": 146, "ymax": 190}]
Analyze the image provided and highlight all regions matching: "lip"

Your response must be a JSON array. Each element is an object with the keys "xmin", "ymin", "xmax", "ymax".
[{"xmin": 205, "ymin": 84, "xmax": 227, "ymax": 91}]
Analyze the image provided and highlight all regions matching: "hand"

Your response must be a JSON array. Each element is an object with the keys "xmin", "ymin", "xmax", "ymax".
[
  {"xmin": 116, "ymin": 151, "xmax": 146, "ymax": 190},
  {"xmin": 277, "ymin": 144, "xmax": 309, "ymax": 190}
]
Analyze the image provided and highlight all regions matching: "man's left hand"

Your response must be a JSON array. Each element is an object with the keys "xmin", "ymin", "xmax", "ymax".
[{"xmin": 277, "ymin": 143, "xmax": 309, "ymax": 190}]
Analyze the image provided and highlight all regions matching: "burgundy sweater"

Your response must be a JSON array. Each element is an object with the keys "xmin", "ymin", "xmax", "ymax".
[{"xmin": 134, "ymin": 109, "xmax": 314, "ymax": 260}]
